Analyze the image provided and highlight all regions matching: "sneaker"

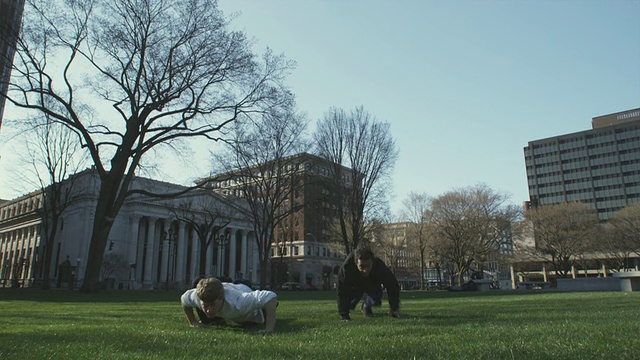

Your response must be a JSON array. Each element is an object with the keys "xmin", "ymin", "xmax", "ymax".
[{"xmin": 361, "ymin": 304, "xmax": 373, "ymax": 317}]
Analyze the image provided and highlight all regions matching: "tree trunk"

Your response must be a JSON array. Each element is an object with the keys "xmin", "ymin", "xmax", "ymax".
[
  {"xmin": 80, "ymin": 211, "xmax": 114, "ymax": 292},
  {"xmin": 80, "ymin": 175, "xmax": 122, "ymax": 293},
  {"xmin": 456, "ymin": 263, "xmax": 465, "ymax": 287},
  {"xmin": 198, "ymin": 240, "xmax": 208, "ymax": 279},
  {"xmin": 260, "ymin": 258, "xmax": 269, "ymax": 289},
  {"xmin": 40, "ymin": 222, "xmax": 57, "ymax": 290},
  {"xmin": 419, "ymin": 250, "xmax": 425, "ymax": 290}
]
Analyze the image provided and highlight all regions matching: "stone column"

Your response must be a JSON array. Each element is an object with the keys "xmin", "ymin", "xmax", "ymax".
[
  {"xmin": 175, "ymin": 222, "xmax": 187, "ymax": 287},
  {"xmin": 542, "ymin": 264, "xmax": 548, "ymax": 282},
  {"xmin": 602, "ymin": 264, "xmax": 607, "ymax": 278},
  {"xmin": 160, "ymin": 222, "xmax": 169, "ymax": 284},
  {"xmin": 240, "ymin": 231, "xmax": 248, "ymax": 280},
  {"xmin": 206, "ymin": 234, "xmax": 213, "ymax": 276},
  {"xmin": 128, "ymin": 216, "xmax": 141, "ymax": 288},
  {"xmin": 217, "ymin": 230, "xmax": 226, "ymax": 276},
  {"xmin": 143, "ymin": 217, "xmax": 156, "ymax": 286},
  {"xmin": 229, "ymin": 228, "xmax": 237, "ymax": 279},
  {"xmin": 135, "ymin": 218, "xmax": 147, "ymax": 284},
  {"xmin": 252, "ymin": 239, "xmax": 260, "ymax": 284},
  {"xmin": 190, "ymin": 228, "xmax": 198, "ymax": 281},
  {"xmin": 128, "ymin": 216, "xmax": 140, "ymax": 267},
  {"xmin": 571, "ymin": 265, "xmax": 576, "ymax": 279}
]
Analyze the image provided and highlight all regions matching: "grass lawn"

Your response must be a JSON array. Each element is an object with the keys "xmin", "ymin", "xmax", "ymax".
[{"xmin": 0, "ymin": 289, "xmax": 638, "ymax": 359}]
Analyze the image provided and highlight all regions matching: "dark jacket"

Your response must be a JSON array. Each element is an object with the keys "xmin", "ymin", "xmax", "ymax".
[{"xmin": 337, "ymin": 253, "xmax": 400, "ymax": 315}]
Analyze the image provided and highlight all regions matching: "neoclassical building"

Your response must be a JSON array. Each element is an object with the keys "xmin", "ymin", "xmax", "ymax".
[
  {"xmin": 2, "ymin": 152, "xmax": 370, "ymax": 291},
  {"xmin": 0, "ymin": 168, "xmax": 261, "ymax": 290}
]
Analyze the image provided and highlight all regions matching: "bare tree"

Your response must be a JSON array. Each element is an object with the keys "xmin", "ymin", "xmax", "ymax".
[
  {"xmin": 211, "ymin": 95, "xmax": 308, "ymax": 288},
  {"xmin": 525, "ymin": 201, "xmax": 600, "ymax": 278},
  {"xmin": 401, "ymin": 192, "xmax": 432, "ymax": 289},
  {"xmin": 510, "ymin": 219, "xmax": 548, "ymax": 282},
  {"xmin": 313, "ymin": 106, "xmax": 398, "ymax": 254},
  {"xmin": 170, "ymin": 192, "xmax": 234, "ymax": 279},
  {"xmin": 600, "ymin": 202, "xmax": 640, "ymax": 272},
  {"xmin": 100, "ymin": 252, "xmax": 129, "ymax": 285},
  {"xmin": 5, "ymin": 0, "xmax": 292, "ymax": 292},
  {"xmin": 23, "ymin": 119, "xmax": 87, "ymax": 289},
  {"xmin": 429, "ymin": 184, "xmax": 520, "ymax": 286},
  {"xmin": 370, "ymin": 219, "xmax": 408, "ymax": 276}
]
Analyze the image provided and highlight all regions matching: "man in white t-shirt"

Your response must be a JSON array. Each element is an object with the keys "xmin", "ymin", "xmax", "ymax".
[{"xmin": 181, "ymin": 277, "xmax": 278, "ymax": 333}]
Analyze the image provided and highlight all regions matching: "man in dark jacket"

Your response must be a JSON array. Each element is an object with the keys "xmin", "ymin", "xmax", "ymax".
[{"xmin": 337, "ymin": 246, "xmax": 401, "ymax": 321}]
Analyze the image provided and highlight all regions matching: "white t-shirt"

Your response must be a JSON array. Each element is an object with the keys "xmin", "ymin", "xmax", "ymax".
[{"xmin": 181, "ymin": 283, "xmax": 277, "ymax": 324}]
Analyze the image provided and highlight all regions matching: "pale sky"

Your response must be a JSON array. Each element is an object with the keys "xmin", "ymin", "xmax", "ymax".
[
  {"xmin": 216, "ymin": 0, "xmax": 640, "ymax": 213},
  {"xmin": 1, "ymin": 0, "xmax": 639, "ymax": 216}
]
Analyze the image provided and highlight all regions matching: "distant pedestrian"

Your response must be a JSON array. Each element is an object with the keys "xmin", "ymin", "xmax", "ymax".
[
  {"xmin": 57, "ymin": 256, "xmax": 72, "ymax": 288},
  {"xmin": 181, "ymin": 277, "xmax": 278, "ymax": 333},
  {"xmin": 337, "ymin": 246, "xmax": 401, "ymax": 321}
]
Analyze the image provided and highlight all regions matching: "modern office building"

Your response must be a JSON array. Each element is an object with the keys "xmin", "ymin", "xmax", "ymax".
[
  {"xmin": 524, "ymin": 108, "xmax": 640, "ymax": 220},
  {"xmin": 0, "ymin": 0, "xmax": 26, "ymax": 127}
]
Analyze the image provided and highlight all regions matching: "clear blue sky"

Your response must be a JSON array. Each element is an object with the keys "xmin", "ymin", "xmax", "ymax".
[
  {"xmin": 1, "ymin": 0, "xmax": 638, "ymax": 216},
  {"xmin": 217, "ymin": 0, "xmax": 640, "ymax": 214}
]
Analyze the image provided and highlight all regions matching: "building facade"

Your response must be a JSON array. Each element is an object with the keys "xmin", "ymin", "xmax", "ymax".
[
  {"xmin": 524, "ymin": 108, "xmax": 640, "ymax": 220},
  {"xmin": 0, "ymin": 169, "xmax": 261, "ymax": 289},
  {"xmin": 0, "ymin": 0, "xmax": 25, "ymax": 126},
  {"xmin": 1, "ymin": 153, "xmax": 355, "ymax": 291},
  {"xmin": 372, "ymin": 221, "xmax": 422, "ymax": 290},
  {"xmin": 200, "ymin": 153, "xmax": 348, "ymax": 290}
]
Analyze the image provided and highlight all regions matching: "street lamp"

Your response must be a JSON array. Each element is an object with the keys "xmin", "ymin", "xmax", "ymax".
[
  {"xmin": 129, "ymin": 263, "xmax": 136, "ymax": 290},
  {"xmin": 306, "ymin": 233, "xmax": 318, "ymax": 257},
  {"xmin": 164, "ymin": 228, "xmax": 177, "ymax": 289},
  {"xmin": 75, "ymin": 258, "xmax": 81, "ymax": 289},
  {"xmin": 215, "ymin": 231, "xmax": 229, "ymax": 277},
  {"xmin": 275, "ymin": 235, "xmax": 289, "ymax": 288}
]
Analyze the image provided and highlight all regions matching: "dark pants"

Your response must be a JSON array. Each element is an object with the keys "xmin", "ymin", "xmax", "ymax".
[{"xmin": 349, "ymin": 285, "xmax": 383, "ymax": 310}]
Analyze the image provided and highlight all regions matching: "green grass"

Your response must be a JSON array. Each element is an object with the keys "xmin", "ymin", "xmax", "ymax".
[{"xmin": 1, "ymin": 289, "xmax": 638, "ymax": 359}]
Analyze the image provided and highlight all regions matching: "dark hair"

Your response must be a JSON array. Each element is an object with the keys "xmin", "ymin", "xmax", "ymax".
[{"xmin": 354, "ymin": 246, "xmax": 374, "ymax": 261}]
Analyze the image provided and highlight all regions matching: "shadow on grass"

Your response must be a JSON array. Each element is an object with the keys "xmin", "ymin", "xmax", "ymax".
[
  {"xmin": 209, "ymin": 318, "xmax": 300, "ymax": 334},
  {"xmin": 0, "ymin": 287, "xmax": 594, "ymax": 307}
]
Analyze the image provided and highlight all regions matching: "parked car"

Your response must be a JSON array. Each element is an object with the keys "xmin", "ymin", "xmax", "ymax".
[{"xmin": 280, "ymin": 282, "xmax": 301, "ymax": 290}]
